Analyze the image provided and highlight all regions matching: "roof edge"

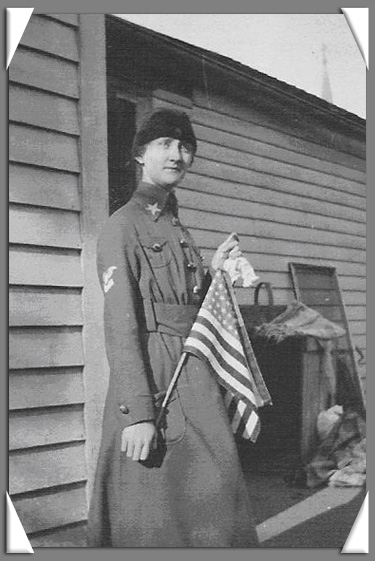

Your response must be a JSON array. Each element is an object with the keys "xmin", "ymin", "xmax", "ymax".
[{"xmin": 108, "ymin": 14, "xmax": 365, "ymax": 129}]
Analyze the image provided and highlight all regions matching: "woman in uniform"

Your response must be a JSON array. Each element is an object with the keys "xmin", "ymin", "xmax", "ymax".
[{"xmin": 87, "ymin": 108, "xmax": 259, "ymax": 548}]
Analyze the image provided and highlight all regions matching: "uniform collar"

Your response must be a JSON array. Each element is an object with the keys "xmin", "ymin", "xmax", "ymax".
[{"xmin": 132, "ymin": 182, "xmax": 178, "ymax": 221}]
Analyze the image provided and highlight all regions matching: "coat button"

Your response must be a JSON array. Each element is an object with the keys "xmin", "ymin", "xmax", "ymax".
[
  {"xmin": 119, "ymin": 404, "xmax": 129, "ymax": 414},
  {"xmin": 187, "ymin": 262, "xmax": 197, "ymax": 271},
  {"xmin": 180, "ymin": 239, "xmax": 188, "ymax": 247},
  {"xmin": 172, "ymin": 217, "xmax": 179, "ymax": 226},
  {"xmin": 193, "ymin": 285, "xmax": 201, "ymax": 295}
]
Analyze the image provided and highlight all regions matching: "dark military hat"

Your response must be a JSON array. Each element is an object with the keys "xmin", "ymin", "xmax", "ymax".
[{"xmin": 132, "ymin": 108, "xmax": 197, "ymax": 156}]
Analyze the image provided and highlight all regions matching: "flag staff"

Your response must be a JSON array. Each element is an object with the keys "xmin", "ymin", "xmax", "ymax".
[
  {"xmin": 155, "ymin": 351, "xmax": 188, "ymax": 430},
  {"xmin": 223, "ymin": 272, "xmax": 272, "ymax": 406},
  {"xmin": 154, "ymin": 271, "xmax": 235, "ymax": 430}
]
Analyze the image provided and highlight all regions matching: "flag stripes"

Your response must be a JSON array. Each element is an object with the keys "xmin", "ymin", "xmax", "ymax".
[
  {"xmin": 184, "ymin": 335, "xmax": 257, "ymax": 408},
  {"xmin": 193, "ymin": 309, "xmax": 250, "ymax": 368},
  {"xmin": 225, "ymin": 392, "xmax": 261, "ymax": 442},
  {"xmin": 197, "ymin": 308, "xmax": 244, "ymax": 355},
  {"xmin": 184, "ymin": 313, "xmax": 259, "ymax": 407},
  {"xmin": 183, "ymin": 270, "xmax": 271, "ymax": 442}
]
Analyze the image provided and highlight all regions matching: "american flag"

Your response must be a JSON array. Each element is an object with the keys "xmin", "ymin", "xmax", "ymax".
[{"xmin": 184, "ymin": 270, "xmax": 272, "ymax": 442}]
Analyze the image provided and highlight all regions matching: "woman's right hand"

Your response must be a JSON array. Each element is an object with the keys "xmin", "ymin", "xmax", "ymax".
[
  {"xmin": 210, "ymin": 232, "xmax": 241, "ymax": 271},
  {"xmin": 121, "ymin": 421, "xmax": 157, "ymax": 461}
]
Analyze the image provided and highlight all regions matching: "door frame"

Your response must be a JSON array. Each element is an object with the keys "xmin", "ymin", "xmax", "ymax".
[{"xmin": 79, "ymin": 14, "xmax": 110, "ymax": 503}]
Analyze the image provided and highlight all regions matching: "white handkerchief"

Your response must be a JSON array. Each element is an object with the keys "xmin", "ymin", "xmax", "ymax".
[{"xmin": 223, "ymin": 256, "xmax": 259, "ymax": 287}]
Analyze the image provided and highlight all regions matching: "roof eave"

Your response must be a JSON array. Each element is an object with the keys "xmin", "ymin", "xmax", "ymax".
[{"xmin": 108, "ymin": 14, "xmax": 365, "ymax": 132}]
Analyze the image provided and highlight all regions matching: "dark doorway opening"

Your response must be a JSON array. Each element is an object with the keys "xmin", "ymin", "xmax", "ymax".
[
  {"xmin": 239, "ymin": 338, "xmax": 304, "ymax": 474},
  {"xmin": 107, "ymin": 94, "xmax": 137, "ymax": 215}
]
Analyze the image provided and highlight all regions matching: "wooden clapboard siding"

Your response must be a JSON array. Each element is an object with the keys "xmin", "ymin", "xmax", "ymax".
[
  {"xmin": 194, "ymin": 239, "xmax": 366, "ymax": 279},
  {"xmin": 193, "ymin": 87, "xmax": 365, "ymax": 161},
  {"xmin": 12, "ymin": 484, "xmax": 87, "ymax": 535},
  {"xmin": 183, "ymin": 218, "xmax": 366, "ymax": 264},
  {"xmin": 9, "ymin": 407, "xmax": 85, "ymax": 451},
  {"xmin": 9, "ymin": 205, "xmax": 81, "ymax": 249},
  {"xmin": 10, "ymin": 164, "xmax": 80, "ymax": 210},
  {"xmin": 19, "ymin": 14, "xmax": 79, "ymax": 61},
  {"xmin": 9, "ymin": 12, "xmax": 88, "ymax": 546},
  {"xmin": 9, "ymin": 327, "xmax": 84, "ymax": 370},
  {"xmin": 197, "ymin": 141, "xmax": 364, "ymax": 196},
  {"xmin": 9, "ymin": 47, "xmax": 79, "ymax": 98},
  {"xmin": 192, "ymin": 157, "xmax": 365, "ymax": 211},
  {"xmin": 231, "ymin": 269, "xmax": 364, "ymax": 296},
  {"xmin": 29, "ymin": 522, "xmax": 87, "ymax": 548},
  {"xmin": 224, "ymin": 252, "xmax": 366, "ymax": 279},
  {"xmin": 10, "ymin": 205, "xmax": 81, "ymax": 251},
  {"xmin": 345, "ymin": 306, "xmax": 366, "ymax": 322},
  {"xmin": 334, "ymin": 277, "xmax": 366, "ymax": 292},
  {"xmin": 198, "ymin": 109, "xmax": 365, "ymax": 172},
  {"xmin": 9, "ymin": 287, "xmax": 82, "ymax": 327},
  {"xmin": 9, "ymin": 246, "xmax": 83, "ymax": 287},
  {"xmin": 351, "ymin": 334, "xmax": 366, "ymax": 350},
  {"xmin": 182, "ymin": 207, "xmax": 255, "ymax": 237},
  {"xmin": 194, "ymin": 247, "xmax": 365, "ymax": 286},
  {"xmin": 340, "ymin": 292, "xmax": 366, "ymax": 306},
  {"xmin": 183, "ymin": 175, "xmax": 365, "ymax": 224},
  {"xmin": 189, "ymin": 93, "xmax": 365, "ymax": 197},
  {"xmin": 9, "ymin": 125, "xmax": 80, "ymax": 172},
  {"xmin": 9, "ymin": 85, "xmax": 80, "ymax": 135},
  {"xmin": 193, "ymin": 122, "xmax": 366, "ymax": 184},
  {"xmin": 44, "ymin": 13, "xmax": 80, "ymax": 27},
  {"xmin": 346, "ymin": 319, "xmax": 365, "ymax": 333},
  {"xmin": 191, "ymin": 158, "xmax": 365, "ymax": 211},
  {"xmin": 178, "ymin": 188, "xmax": 365, "ymax": 242},
  {"xmin": 9, "ymin": 368, "xmax": 85, "ymax": 410}
]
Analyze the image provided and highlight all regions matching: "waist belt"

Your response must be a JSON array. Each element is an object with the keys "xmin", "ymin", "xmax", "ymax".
[{"xmin": 143, "ymin": 299, "xmax": 199, "ymax": 337}]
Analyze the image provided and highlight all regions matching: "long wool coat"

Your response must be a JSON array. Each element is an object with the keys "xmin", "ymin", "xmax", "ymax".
[{"xmin": 87, "ymin": 182, "xmax": 259, "ymax": 548}]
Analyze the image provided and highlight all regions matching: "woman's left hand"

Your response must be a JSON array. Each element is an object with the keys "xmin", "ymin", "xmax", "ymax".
[{"xmin": 211, "ymin": 232, "xmax": 241, "ymax": 271}]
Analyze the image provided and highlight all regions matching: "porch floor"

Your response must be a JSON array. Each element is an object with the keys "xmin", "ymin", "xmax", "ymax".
[{"xmin": 244, "ymin": 469, "xmax": 366, "ymax": 548}]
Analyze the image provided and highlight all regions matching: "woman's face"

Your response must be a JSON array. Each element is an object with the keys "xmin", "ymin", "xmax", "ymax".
[{"xmin": 136, "ymin": 137, "xmax": 194, "ymax": 189}]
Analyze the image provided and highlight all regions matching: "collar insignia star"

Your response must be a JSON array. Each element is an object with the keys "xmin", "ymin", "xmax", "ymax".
[{"xmin": 146, "ymin": 202, "xmax": 162, "ymax": 218}]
